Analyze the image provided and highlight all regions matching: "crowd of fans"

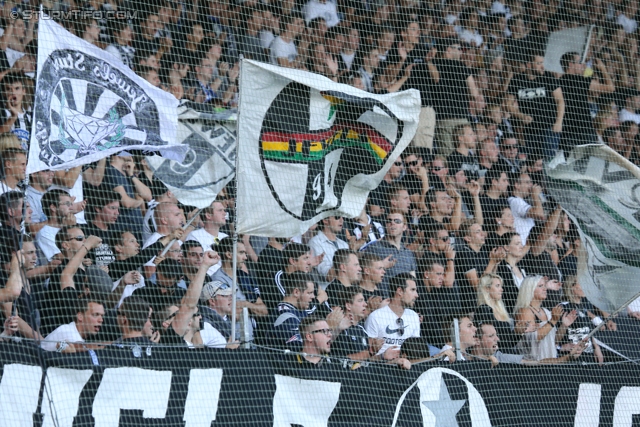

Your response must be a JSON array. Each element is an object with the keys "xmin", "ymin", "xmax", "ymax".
[{"xmin": 0, "ymin": 0, "xmax": 638, "ymax": 370}]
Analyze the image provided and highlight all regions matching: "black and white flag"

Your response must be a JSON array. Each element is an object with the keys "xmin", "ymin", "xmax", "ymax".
[
  {"xmin": 27, "ymin": 18, "xmax": 187, "ymax": 174},
  {"xmin": 236, "ymin": 60, "xmax": 420, "ymax": 237},
  {"xmin": 546, "ymin": 145, "xmax": 640, "ymax": 313},
  {"xmin": 146, "ymin": 102, "xmax": 237, "ymax": 209}
]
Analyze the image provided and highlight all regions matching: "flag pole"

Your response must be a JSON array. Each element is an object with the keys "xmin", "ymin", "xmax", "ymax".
[
  {"xmin": 584, "ymin": 289, "xmax": 640, "ymax": 342},
  {"xmin": 230, "ymin": 55, "xmax": 244, "ymax": 344}
]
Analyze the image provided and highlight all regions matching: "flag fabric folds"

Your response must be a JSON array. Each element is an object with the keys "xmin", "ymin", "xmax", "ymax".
[
  {"xmin": 546, "ymin": 145, "xmax": 640, "ymax": 312},
  {"xmin": 146, "ymin": 102, "xmax": 237, "ymax": 209},
  {"xmin": 235, "ymin": 59, "xmax": 421, "ymax": 237},
  {"xmin": 27, "ymin": 17, "xmax": 186, "ymax": 174}
]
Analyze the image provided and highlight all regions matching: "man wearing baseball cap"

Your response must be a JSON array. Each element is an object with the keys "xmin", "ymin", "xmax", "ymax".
[{"xmin": 199, "ymin": 280, "xmax": 235, "ymax": 340}]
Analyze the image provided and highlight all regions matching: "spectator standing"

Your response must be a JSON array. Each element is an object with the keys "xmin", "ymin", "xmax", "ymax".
[
  {"xmin": 270, "ymin": 13, "xmax": 305, "ymax": 69},
  {"xmin": 82, "ymin": 189, "xmax": 121, "ymax": 268},
  {"xmin": 41, "ymin": 299, "xmax": 105, "ymax": 353},
  {"xmin": 475, "ymin": 273, "xmax": 518, "ymax": 349},
  {"xmin": 508, "ymin": 172, "xmax": 546, "ymax": 245},
  {"xmin": 103, "ymin": 153, "xmax": 150, "ymax": 241},
  {"xmin": 308, "ymin": 216, "xmax": 349, "ymax": 280},
  {"xmin": 25, "ymin": 169, "xmax": 54, "ymax": 233},
  {"xmin": 324, "ymin": 249, "xmax": 362, "ymax": 307},
  {"xmin": 505, "ymin": 52, "xmax": 564, "ymax": 158},
  {"xmin": 432, "ymin": 38, "xmax": 480, "ymax": 157},
  {"xmin": 35, "ymin": 189, "xmax": 77, "ymax": 261}
]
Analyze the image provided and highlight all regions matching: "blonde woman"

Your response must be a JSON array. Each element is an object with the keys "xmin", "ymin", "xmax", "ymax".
[
  {"xmin": 476, "ymin": 273, "xmax": 518, "ymax": 349},
  {"xmin": 514, "ymin": 276, "xmax": 577, "ymax": 361}
]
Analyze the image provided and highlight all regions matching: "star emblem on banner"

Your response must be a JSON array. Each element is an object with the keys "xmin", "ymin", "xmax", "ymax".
[{"xmin": 421, "ymin": 378, "xmax": 466, "ymax": 427}]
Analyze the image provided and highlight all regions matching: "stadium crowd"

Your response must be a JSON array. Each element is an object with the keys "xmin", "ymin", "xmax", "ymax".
[{"xmin": 0, "ymin": 0, "xmax": 638, "ymax": 369}]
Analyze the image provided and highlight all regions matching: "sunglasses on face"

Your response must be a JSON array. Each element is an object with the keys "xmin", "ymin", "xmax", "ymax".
[
  {"xmin": 432, "ymin": 166, "xmax": 446, "ymax": 172},
  {"xmin": 68, "ymin": 236, "xmax": 85, "ymax": 242},
  {"xmin": 395, "ymin": 318, "xmax": 405, "ymax": 335},
  {"xmin": 405, "ymin": 160, "xmax": 419, "ymax": 167},
  {"xmin": 387, "ymin": 218, "xmax": 403, "ymax": 224}
]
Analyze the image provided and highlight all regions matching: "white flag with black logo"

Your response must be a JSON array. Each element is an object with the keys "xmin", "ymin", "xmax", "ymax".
[
  {"xmin": 27, "ymin": 17, "xmax": 187, "ymax": 174},
  {"xmin": 546, "ymin": 145, "xmax": 640, "ymax": 312},
  {"xmin": 146, "ymin": 102, "xmax": 237, "ymax": 209},
  {"xmin": 236, "ymin": 60, "xmax": 420, "ymax": 237}
]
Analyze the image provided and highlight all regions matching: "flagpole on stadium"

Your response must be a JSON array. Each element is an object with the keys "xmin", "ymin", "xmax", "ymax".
[{"xmin": 230, "ymin": 55, "xmax": 245, "ymax": 344}]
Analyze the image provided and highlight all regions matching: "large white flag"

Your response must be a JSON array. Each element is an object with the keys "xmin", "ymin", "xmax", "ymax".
[
  {"xmin": 27, "ymin": 17, "xmax": 187, "ymax": 174},
  {"xmin": 146, "ymin": 101, "xmax": 237, "ymax": 209},
  {"xmin": 546, "ymin": 145, "xmax": 640, "ymax": 312},
  {"xmin": 236, "ymin": 60, "xmax": 420, "ymax": 237}
]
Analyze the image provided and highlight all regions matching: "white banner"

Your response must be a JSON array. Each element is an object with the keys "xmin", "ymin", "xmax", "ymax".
[
  {"xmin": 27, "ymin": 17, "xmax": 186, "ymax": 174},
  {"xmin": 235, "ymin": 60, "xmax": 420, "ymax": 237},
  {"xmin": 546, "ymin": 145, "xmax": 640, "ymax": 312},
  {"xmin": 146, "ymin": 102, "xmax": 236, "ymax": 209}
]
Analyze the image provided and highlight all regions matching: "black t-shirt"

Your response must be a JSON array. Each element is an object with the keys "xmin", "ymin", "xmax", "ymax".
[
  {"xmin": 387, "ymin": 42, "xmax": 429, "ymax": 70},
  {"xmin": 133, "ymin": 284, "xmax": 186, "ymax": 313},
  {"xmin": 331, "ymin": 323, "xmax": 369, "ymax": 357},
  {"xmin": 456, "ymin": 243, "xmax": 489, "ymax": 312},
  {"xmin": 368, "ymin": 179, "xmax": 392, "ymax": 214},
  {"xmin": 475, "ymin": 304, "xmax": 519, "ymax": 350},
  {"xmin": 521, "ymin": 251, "xmax": 560, "ymax": 281},
  {"xmin": 418, "ymin": 215, "xmax": 449, "ymax": 235},
  {"xmin": 480, "ymin": 196, "xmax": 509, "ymax": 225},
  {"xmin": 325, "ymin": 279, "xmax": 350, "ymax": 308},
  {"xmin": 255, "ymin": 245, "xmax": 284, "ymax": 309},
  {"xmin": 559, "ymin": 300, "xmax": 596, "ymax": 354},
  {"xmin": 507, "ymin": 72, "xmax": 560, "ymax": 132},
  {"xmin": 447, "ymin": 151, "xmax": 480, "ymax": 181},
  {"xmin": 81, "ymin": 223, "xmax": 116, "ymax": 267},
  {"xmin": 160, "ymin": 325, "xmax": 186, "ymax": 346},
  {"xmin": 40, "ymin": 285, "xmax": 83, "ymax": 337},
  {"xmin": 399, "ymin": 173, "xmax": 425, "ymax": 197},
  {"xmin": 403, "ymin": 62, "xmax": 435, "ymax": 107},
  {"xmin": 359, "ymin": 285, "xmax": 389, "ymax": 302},
  {"xmin": 560, "ymin": 73, "xmax": 596, "ymax": 148},
  {"xmin": 0, "ymin": 226, "xmax": 20, "ymax": 264},
  {"xmin": 414, "ymin": 286, "xmax": 458, "ymax": 348},
  {"xmin": 431, "ymin": 58, "xmax": 473, "ymax": 119}
]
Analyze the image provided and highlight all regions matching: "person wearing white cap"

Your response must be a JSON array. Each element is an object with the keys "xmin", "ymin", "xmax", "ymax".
[{"xmin": 199, "ymin": 280, "xmax": 235, "ymax": 340}]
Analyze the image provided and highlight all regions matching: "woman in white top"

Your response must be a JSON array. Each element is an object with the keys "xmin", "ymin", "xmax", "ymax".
[{"xmin": 514, "ymin": 276, "xmax": 577, "ymax": 361}]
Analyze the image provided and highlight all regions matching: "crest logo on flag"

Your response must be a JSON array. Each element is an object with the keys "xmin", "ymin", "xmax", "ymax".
[
  {"xmin": 33, "ymin": 49, "xmax": 166, "ymax": 167},
  {"xmin": 259, "ymin": 82, "xmax": 405, "ymax": 221}
]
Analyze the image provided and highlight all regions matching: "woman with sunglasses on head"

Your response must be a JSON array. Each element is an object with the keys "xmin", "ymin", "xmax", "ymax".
[{"xmin": 514, "ymin": 276, "xmax": 577, "ymax": 362}]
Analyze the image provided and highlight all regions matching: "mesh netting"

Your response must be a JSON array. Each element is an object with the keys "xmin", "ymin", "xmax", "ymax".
[{"xmin": 0, "ymin": 0, "xmax": 639, "ymax": 425}]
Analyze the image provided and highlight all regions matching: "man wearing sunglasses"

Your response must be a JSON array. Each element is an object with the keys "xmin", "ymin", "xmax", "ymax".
[{"xmin": 361, "ymin": 212, "xmax": 416, "ymax": 287}]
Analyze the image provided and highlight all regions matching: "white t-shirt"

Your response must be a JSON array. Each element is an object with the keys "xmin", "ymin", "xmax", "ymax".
[
  {"xmin": 619, "ymin": 108, "xmax": 640, "ymax": 125},
  {"xmin": 200, "ymin": 322, "xmax": 227, "ymax": 348},
  {"xmin": 303, "ymin": 0, "xmax": 340, "ymax": 27},
  {"xmin": 365, "ymin": 305, "xmax": 420, "ymax": 356},
  {"xmin": 41, "ymin": 322, "xmax": 84, "ymax": 351},
  {"xmin": 0, "ymin": 181, "xmax": 17, "ymax": 196},
  {"xmin": 270, "ymin": 36, "xmax": 297, "ymax": 66},
  {"xmin": 187, "ymin": 228, "xmax": 227, "ymax": 275},
  {"xmin": 508, "ymin": 196, "xmax": 535, "ymax": 245},
  {"xmin": 36, "ymin": 225, "xmax": 61, "ymax": 261}
]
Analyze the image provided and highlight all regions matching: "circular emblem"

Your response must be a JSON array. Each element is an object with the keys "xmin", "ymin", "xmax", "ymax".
[{"xmin": 259, "ymin": 82, "xmax": 405, "ymax": 221}]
